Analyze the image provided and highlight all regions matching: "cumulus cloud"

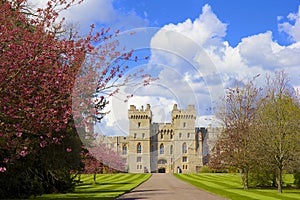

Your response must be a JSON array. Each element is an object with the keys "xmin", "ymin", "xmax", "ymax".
[
  {"xmin": 144, "ymin": 3, "xmax": 300, "ymax": 129},
  {"xmin": 75, "ymin": 3, "xmax": 300, "ymax": 135},
  {"xmin": 28, "ymin": 0, "xmax": 148, "ymax": 31},
  {"xmin": 160, "ymin": 4, "xmax": 227, "ymax": 47},
  {"xmin": 278, "ymin": 6, "xmax": 300, "ymax": 42}
]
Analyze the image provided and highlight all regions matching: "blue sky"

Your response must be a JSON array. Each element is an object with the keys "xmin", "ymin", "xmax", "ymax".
[
  {"xmin": 35, "ymin": 0, "xmax": 300, "ymax": 135},
  {"xmin": 113, "ymin": 0, "xmax": 300, "ymax": 46}
]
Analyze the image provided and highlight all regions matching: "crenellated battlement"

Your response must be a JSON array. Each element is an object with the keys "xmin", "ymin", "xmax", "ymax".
[{"xmin": 128, "ymin": 104, "xmax": 152, "ymax": 120}]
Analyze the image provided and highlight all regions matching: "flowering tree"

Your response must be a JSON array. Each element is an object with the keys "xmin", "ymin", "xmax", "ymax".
[
  {"xmin": 83, "ymin": 142, "xmax": 125, "ymax": 183},
  {"xmin": 0, "ymin": 0, "xmax": 153, "ymax": 198}
]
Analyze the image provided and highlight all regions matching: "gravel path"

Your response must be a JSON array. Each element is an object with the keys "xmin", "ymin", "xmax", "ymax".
[{"xmin": 116, "ymin": 173, "xmax": 225, "ymax": 200}]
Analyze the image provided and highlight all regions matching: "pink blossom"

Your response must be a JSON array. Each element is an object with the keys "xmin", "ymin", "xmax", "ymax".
[
  {"xmin": 0, "ymin": 167, "xmax": 6, "ymax": 172},
  {"xmin": 52, "ymin": 137, "xmax": 59, "ymax": 144},
  {"xmin": 66, "ymin": 147, "xmax": 72, "ymax": 153},
  {"xmin": 16, "ymin": 132, "xmax": 22, "ymax": 137},
  {"xmin": 40, "ymin": 141, "xmax": 47, "ymax": 148},
  {"xmin": 19, "ymin": 150, "xmax": 27, "ymax": 157}
]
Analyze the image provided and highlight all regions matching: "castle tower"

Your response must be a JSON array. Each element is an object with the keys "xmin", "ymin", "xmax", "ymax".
[
  {"xmin": 127, "ymin": 104, "xmax": 152, "ymax": 173},
  {"xmin": 171, "ymin": 104, "xmax": 201, "ymax": 173}
]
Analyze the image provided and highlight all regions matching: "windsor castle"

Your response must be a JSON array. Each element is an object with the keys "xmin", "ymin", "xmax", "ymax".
[{"xmin": 99, "ymin": 104, "xmax": 221, "ymax": 173}]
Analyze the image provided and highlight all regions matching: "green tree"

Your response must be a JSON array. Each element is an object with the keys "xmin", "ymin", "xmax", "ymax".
[{"xmin": 255, "ymin": 71, "xmax": 300, "ymax": 193}]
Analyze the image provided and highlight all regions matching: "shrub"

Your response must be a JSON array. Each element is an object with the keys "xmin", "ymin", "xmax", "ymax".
[
  {"xmin": 294, "ymin": 172, "xmax": 300, "ymax": 188},
  {"xmin": 200, "ymin": 165, "xmax": 213, "ymax": 173}
]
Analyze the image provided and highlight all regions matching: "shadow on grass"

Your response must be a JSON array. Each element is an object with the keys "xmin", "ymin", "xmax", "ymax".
[
  {"xmin": 37, "ymin": 198, "xmax": 114, "ymax": 200},
  {"xmin": 77, "ymin": 182, "xmax": 132, "ymax": 186}
]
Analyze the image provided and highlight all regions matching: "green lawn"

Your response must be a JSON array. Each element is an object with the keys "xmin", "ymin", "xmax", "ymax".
[
  {"xmin": 174, "ymin": 173, "xmax": 300, "ymax": 200},
  {"xmin": 34, "ymin": 173, "xmax": 151, "ymax": 200}
]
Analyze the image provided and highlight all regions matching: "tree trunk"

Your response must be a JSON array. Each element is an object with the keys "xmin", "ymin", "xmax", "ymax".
[
  {"xmin": 277, "ymin": 167, "xmax": 282, "ymax": 193},
  {"xmin": 93, "ymin": 173, "xmax": 96, "ymax": 184},
  {"xmin": 78, "ymin": 174, "xmax": 81, "ymax": 183},
  {"xmin": 272, "ymin": 173, "xmax": 277, "ymax": 187},
  {"xmin": 240, "ymin": 168, "xmax": 249, "ymax": 190}
]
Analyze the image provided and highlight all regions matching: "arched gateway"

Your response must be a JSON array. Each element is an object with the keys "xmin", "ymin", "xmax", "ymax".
[{"xmin": 158, "ymin": 167, "xmax": 166, "ymax": 173}]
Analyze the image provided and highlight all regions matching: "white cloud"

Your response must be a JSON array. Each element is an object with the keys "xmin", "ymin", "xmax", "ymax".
[
  {"xmin": 79, "ymin": 4, "xmax": 300, "ymax": 136},
  {"xmin": 278, "ymin": 6, "xmax": 300, "ymax": 42},
  {"xmin": 160, "ymin": 4, "xmax": 227, "ymax": 47},
  {"xmin": 146, "ymin": 3, "xmax": 300, "ymax": 129},
  {"xmin": 27, "ymin": 0, "xmax": 148, "ymax": 32},
  {"xmin": 96, "ymin": 94, "xmax": 178, "ymax": 136}
]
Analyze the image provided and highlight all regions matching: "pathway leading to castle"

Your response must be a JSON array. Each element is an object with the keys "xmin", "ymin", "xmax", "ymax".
[{"xmin": 116, "ymin": 173, "xmax": 225, "ymax": 200}]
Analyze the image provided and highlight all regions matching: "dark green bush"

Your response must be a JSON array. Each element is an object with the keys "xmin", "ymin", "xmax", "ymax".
[
  {"xmin": 199, "ymin": 165, "xmax": 213, "ymax": 173},
  {"xmin": 294, "ymin": 172, "xmax": 300, "ymax": 188},
  {"xmin": 249, "ymin": 171, "xmax": 276, "ymax": 187},
  {"xmin": 0, "ymin": 125, "xmax": 83, "ymax": 199}
]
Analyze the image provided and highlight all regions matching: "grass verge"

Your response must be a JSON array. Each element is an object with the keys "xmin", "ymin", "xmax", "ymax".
[
  {"xmin": 174, "ymin": 173, "xmax": 300, "ymax": 200},
  {"xmin": 34, "ymin": 173, "xmax": 151, "ymax": 200}
]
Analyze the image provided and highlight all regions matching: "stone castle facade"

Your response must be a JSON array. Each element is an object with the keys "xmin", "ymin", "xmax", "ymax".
[{"xmin": 99, "ymin": 104, "xmax": 222, "ymax": 173}]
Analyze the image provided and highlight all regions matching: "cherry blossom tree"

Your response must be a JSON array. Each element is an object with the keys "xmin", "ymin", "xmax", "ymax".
[
  {"xmin": 82, "ymin": 142, "xmax": 125, "ymax": 183},
  {"xmin": 0, "ymin": 0, "xmax": 153, "ymax": 198}
]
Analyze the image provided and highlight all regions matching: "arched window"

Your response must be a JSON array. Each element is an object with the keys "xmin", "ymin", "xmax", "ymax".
[
  {"xmin": 187, "ymin": 133, "xmax": 190, "ymax": 138},
  {"xmin": 182, "ymin": 143, "xmax": 187, "ymax": 154},
  {"xmin": 160, "ymin": 143, "xmax": 164, "ymax": 154},
  {"xmin": 157, "ymin": 159, "xmax": 167, "ymax": 164},
  {"xmin": 170, "ymin": 145, "xmax": 173, "ymax": 154},
  {"xmin": 137, "ymin": 143, "xmax": 142, "ymax": 154},
  {"xmin": 122, "ymin": 145, "xmax": 127, "ymax": 155}
]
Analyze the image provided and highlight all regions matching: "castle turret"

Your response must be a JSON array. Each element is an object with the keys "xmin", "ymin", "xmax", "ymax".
[
  {"xmin": 128, "ymin": 105, "xmax": 152, "ymax": 173},
  {"xmin": 171, "ymin": 104, "xmax": 199, "ymax": 173}
]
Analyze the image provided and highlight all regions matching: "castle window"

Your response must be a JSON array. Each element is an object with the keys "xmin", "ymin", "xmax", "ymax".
[
  {"xmin": 137, "ymin": 164, "xmax": 142, "ymax": 169},
  {"xmin": 161, "ymin": 133, "xmax": 163, "ymax": 139},
  {"xmin": 170, "ymin": 133, "xmax": 173, "ymax": 139},
  {"xmin": 170, "ymin": 145, "xmax": 173, "ymax": 154},
  {"xmin": 183, "ymin": 122, "xmax": 186, "ymax": 128},
  {"xmin": 134, "ymin": 133, "xmax": 137, "ymax": 139},
  {"xmin": 179, "ymin": 132, "xmax": 182, "ymax": 138},
  {"xmin": 137, "ymin": 156, "xmax": 142, "ymax": 162},
  {"xmin": 182, "ymin": 156, "xmax": 187, "ymax": 162},
  {"xmin": 187, "ymin": 133, "xmax": 190, "ymax": 138},
  {"xmin": 160, "ymin": 143, "xmax": 164, "ymax": 154},
  {"xmin": 157, "ymin": 159, "xmax": 167, "ymax": 164},
  {"xmin": 137, "ymin": 143, "xmax": 142, "ymax": 154},
  {"xmin": 142, "ymin": 133, "xmax": 145, "ymax": 139},
  {"xmin": 122, "ymin": 145, "xmax": 127, "ymax": 155},
  {"xmin": 138, "ymin": 122, "xmax": 141, "ymax": 128},
  {"xmin": 182, "ymin": 143, "xmax": 187, "ymax": 154}
]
